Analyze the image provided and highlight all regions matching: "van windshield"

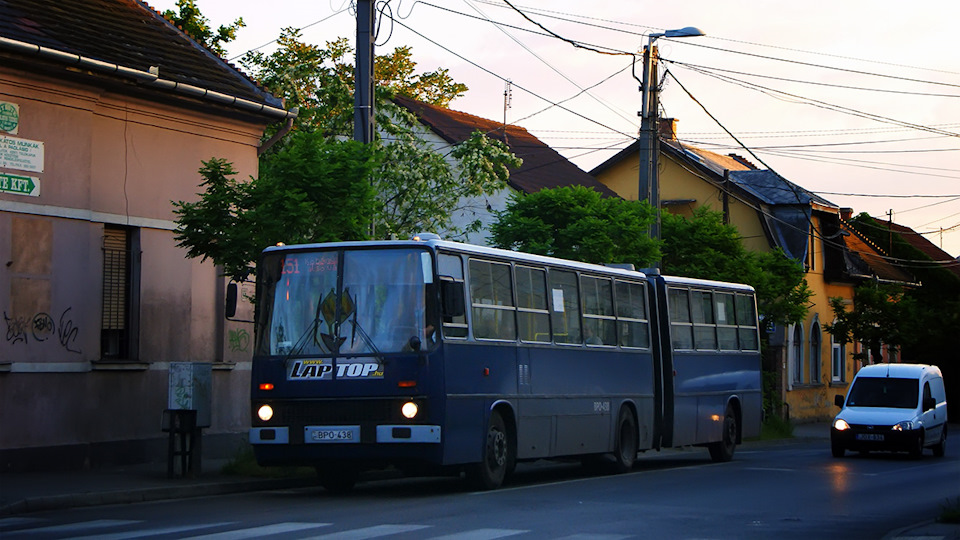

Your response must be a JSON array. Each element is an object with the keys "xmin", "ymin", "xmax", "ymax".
[{"xmin": 846, "ymin": 377, "xmax": 919, "ymax": 409}]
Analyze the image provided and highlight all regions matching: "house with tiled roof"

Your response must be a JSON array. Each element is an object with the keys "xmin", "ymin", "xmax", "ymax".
[
  {"xmin": 591, "ymin": 119, "xmax": 917, "ymax": 421},
  {"xmin": 0, "ymin": 0, "xmax": 293, "ymax": 470},
  {"xmin": 392, "ymin": 94, "xmax": 616, "ymax": 245}
]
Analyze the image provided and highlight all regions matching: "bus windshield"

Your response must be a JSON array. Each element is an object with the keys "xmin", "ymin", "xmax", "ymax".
[{"xmin": 256, "ymin": 248, "xmax": 435, "ymax": 356}]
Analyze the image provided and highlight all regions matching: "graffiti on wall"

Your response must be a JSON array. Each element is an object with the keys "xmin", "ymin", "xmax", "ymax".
[
  {"xmin": 228, "ymin": 328, "xmax": 250, "ymax": 352},
  {"xmin": 3, "ymin": 307, "xmax": 82, "ymax": 354}
]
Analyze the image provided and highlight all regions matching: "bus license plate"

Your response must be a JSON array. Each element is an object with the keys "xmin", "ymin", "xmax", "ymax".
[
  {"xmin": 305, "ymin": 426, "xmax": 360, "ymax": 443},
  {"xmin": 856, "ymin": 433, "xmax": 884, "ymax": 441}
]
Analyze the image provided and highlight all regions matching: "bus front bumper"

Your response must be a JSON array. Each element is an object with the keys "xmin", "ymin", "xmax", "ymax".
[{"xmin": 250, "ymin": 425, "xmax": 441, "ymax": 445}]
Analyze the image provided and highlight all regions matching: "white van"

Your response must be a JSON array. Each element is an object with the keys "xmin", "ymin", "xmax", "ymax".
[{"xmin": 831, "ymin": 363, "xmax": 948, "ymax": 458}]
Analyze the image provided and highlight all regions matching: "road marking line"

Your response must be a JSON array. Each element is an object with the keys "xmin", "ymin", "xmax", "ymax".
[
  {"xmin": 428, "ymin": 528, "xmax": 527, "ymax": 540},
  {"xmin": 745, "ymin": 467, "xmax": 796, "ymax": 472},
  {"xmin": 13, "ymin": 520, "xmax": 139, "ymax": 535},
  {"xmin": 179, "ymin": 522, "xmax": 331, "ymax": 539},
  {"xmin": 65, "ymin": 521, "xmax": 235, "ymax": 539},
  {"xmin": 301, "ymin": 524, "xmax": 432, "ymax": 539}
]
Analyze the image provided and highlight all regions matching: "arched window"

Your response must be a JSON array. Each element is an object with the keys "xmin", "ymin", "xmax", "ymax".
[
  {"xmin": 809, "ymin": 321, "xmax": 821, "ymax": 385},
  {"xmin": 792, "ymin": 324, "xmax": 804, "ymax": 385}
]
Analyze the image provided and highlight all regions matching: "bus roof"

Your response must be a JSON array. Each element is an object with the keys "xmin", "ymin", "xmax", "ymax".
[
  {"xmin": 263, "ymin": 238, "xmax": 648, "ymax": 281},
  {"xmin": 262, "ymin": 238, "xmax": 754, "ymax": 293}
]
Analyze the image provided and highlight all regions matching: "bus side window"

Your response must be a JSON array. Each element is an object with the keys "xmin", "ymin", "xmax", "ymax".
[
  {"xmin": 668, "ymin": 288, "xmax": 694, "ymax": 350},
  {"xmin": 438, "ymin": 253, "xmax": 468, "ymax": 338},
  {"xmin": 469, "ymin": 259, "xmax": 517, "ymax": 341},
  {"xmin": 736, "ymin": 293, "xmax": 759, "ymax": 351},
  {"xmin": 581, "ymin": 275, "xmax": 616, "ymax": 346},
  {"xmin": 615, "ymin": 280, "xmax": 649, "ymax": 348},
  {"xmin": 549, "ymin": 270, "xmax": 581, "ymax": 344},
  {"xmin": 715, "ymin": 293, "xmax": 738, "ymax": 350},
  {"xmin": 691, "ymin": 290, "xmax": 717, "ymax": 350},
  {"xmin": 516, "ymin": 266, "xmax": 550, "ymax": 343}
]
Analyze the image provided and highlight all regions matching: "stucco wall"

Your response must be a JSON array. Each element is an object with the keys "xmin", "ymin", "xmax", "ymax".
[{"xmin": 1, "ymin": 68, "xmax": 266, "ymax": 467}]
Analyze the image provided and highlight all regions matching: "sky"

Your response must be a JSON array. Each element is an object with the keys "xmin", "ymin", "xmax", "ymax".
[{"xmin": 149, "ymin": 0, "xmax": 960, "ymax": 258}]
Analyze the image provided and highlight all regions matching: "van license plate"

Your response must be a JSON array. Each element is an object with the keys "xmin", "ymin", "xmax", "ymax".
[{"xmin": 856, "ymin": 433, "xmax": 884, "ymax": 441}]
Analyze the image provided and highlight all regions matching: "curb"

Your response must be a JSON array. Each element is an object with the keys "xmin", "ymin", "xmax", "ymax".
[{"xmin": 0, "ymin": 476, "xmax": 316, "ymax": 517}]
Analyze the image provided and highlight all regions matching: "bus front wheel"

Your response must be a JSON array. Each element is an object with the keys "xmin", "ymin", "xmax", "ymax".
[
  {"xmin": 467, "ymin": 410, "xmax": 511, "ymax": 490},
  {"xmin": 708, "ymin": 407, "xmax": 737, "ymax": 462}
]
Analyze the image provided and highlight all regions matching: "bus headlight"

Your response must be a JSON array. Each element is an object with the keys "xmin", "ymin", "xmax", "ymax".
[
  {"xmin": 401, "ymin": 401, "xmax": 418, "ymax": 419},
  {"xmin": 258, "ymin": 405, "xmax": 274, "ymax": 422}
]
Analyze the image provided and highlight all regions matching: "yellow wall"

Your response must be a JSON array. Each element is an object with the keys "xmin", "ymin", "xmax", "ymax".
[{"xmin": 595, "ymin": 152, "xmax": 859, "ymax": 422}]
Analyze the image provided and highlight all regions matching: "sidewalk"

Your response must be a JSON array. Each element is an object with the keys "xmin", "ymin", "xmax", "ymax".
[
  {"xmin": 1, "ymin": 426, "xmax": 957, "ymax": 540},
  {"xmin": 0, "ymin": 457, "xmax": 314, "ymax": 517}
]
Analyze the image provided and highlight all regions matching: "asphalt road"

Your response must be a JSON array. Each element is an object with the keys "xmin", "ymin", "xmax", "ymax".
[{"xmin": 2, "ymin": 438, "xmax": 958, "ymax": 539}]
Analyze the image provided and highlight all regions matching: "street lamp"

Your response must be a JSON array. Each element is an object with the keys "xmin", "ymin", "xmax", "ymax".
[{"xmin": 639, "ymin": 26, "xmax": 705, "ymax": 263}]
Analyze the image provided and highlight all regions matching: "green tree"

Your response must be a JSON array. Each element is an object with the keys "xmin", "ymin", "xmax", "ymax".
[
  {"xmin": 489, "ymin": 185, "xmax": 660, "ymax": 267},
  {"xmin": 163, "ymin": 0, "xmax": 245, "ymax": 57},
  {"xmin": 825, "ymin": 283, "xmax": 921, "ymax": 363},
  {"xmin": 173, "ymin": 132, "xmax": 378, "ymax": 282},
  {"xmin": 239, "ymin": 31, "xmax": 519, "ymax": 240}
]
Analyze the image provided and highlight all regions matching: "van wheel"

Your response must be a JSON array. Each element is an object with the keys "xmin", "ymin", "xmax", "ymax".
[
  {"xmin": 909, "ymin": 430, "xmax": 924, "ymax": 459},
  {"xmin": 831, "ymin": 441, "xmax": 845, "ymax": 458},
  {"xmin": 708, "ymin": 407, "xmax": 737, "ymax": 462},
  {"xmin": 467, "ymin": 410, "xmax": 511, "ymax": 490},
  {"xmin": 932, "ymin": 427, "xmax": 946, "ymax": 458},
  {"xmin": 611, "ymin": 408, "xmax": 638, "ymax": 473}
]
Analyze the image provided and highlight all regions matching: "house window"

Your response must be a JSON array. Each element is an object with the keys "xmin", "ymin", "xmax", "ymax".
[
  {"xmin": 101, "ymin": 225, "xmax": 140, "ymax": 359},
  {"xmin": 831, "ymin": 336, "xmax": 845, "ymax": 383},
  {"xmin": 810, "ymin": 321, "xmax": 821, "ymax": 384},
  {"xmin": 791, "ymin": 324, "xmax": 804, "ymax": 384}
]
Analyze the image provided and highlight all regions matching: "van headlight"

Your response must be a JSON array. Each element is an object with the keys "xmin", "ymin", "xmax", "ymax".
[
  {"xmin": 833, "ymin": 418, "xmax": 850, "ymax": 431},
  {"xmin": 892, "ymin": 421, "xmax": 914, "ymax": 431}
]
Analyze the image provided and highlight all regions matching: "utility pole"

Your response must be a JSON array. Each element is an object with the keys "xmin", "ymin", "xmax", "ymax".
[
  {"xmin": 355, "ymin": 0, "xmax": 375, "ymax": 237},
  {"xmin": 638, "ymin": 42, "xmax": 660, "ymax": 248},
  {"xmin": 354, "ymin": 0, "xmax": 375, "ymax": 145}
]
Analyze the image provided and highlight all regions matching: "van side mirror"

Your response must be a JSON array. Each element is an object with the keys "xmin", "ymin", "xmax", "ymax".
[
  {"xmin": 834, "ymin": 394, "xmax": 844, "ymax": 408},
  {"xmin": 923, "ymin": 396, "xmax": 936, "ymax": 412},
  {"xmin": 225, "ymin": 282, "xmax": 238, "ymax": 319},
  {"xmin": 440, "ymin": 279, "xmax": 465, "ymax": 318}
]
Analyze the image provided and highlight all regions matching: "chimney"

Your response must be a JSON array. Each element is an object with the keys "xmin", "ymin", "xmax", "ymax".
[
  {"xmin": 659, "ymin": 118, "xmax": 678, "ymax": 140},
  {"xmin": 840, "ymin": 207, "xmax": 854, "ymax": 220}
]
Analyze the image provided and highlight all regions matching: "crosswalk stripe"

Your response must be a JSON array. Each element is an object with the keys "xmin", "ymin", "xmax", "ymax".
[
  {"xmin": 179, "ymin": 522, "xmax": 331, "ymax": 539},
  {"xmin": 65, "ymin": 521, "xmax": 236, "ymax": 540},
  {"xmin": 428, "ymin": 529, "xmax": 527, "ymax": 540},
  {"xmin": 301, "ymin": 524, "xmax": 432, "ymax": 539},
  {"xmin": 11, "ymin": 519, "xmax": 139, "ymax": 535}
]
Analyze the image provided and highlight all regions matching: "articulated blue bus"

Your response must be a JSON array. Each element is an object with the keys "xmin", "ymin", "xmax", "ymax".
[{"xmin": 248, "ymin": 237, "xmax": 762, "ymax": 491}]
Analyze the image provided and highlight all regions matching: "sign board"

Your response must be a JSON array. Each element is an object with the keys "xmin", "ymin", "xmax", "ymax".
[
  {"xmin": 0, "ymin": 102, "xmax": 18, "ymax": 134},
  {"xmin": 0, "ymin": 173, "xmax": 39, "ymax": 196},
  {"xmin": 0, "ymin": 134, "xmax": 44, "ymax": 173}
]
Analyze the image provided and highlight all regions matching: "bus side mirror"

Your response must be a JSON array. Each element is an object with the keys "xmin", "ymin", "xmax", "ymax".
[
  {"xmin": 225, "ymin": 282, "xmax": 238, "ymax": 319},
  {"xmin": 834, "ymin": 394, "xmax": 844, "ymax": 408},
  {"xmin": 441, "ymin": 279, "xmax": 465, "ymax": 318}
]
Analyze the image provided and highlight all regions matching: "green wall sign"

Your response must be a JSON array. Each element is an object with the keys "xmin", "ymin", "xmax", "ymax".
[{"xmin": 0, "ymin": 102, "xmax": 19, "ymax": 134}]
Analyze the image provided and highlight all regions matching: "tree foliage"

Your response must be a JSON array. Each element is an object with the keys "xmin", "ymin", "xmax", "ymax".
[
  {"xmin": 238, "ymin": 31, "xmax": 519, "ymax": 240},
  {"xmin": 173, "ymin": 132, "xmax": 378, "ymax": 281},
  {"xmin": 163, "ymin": 0, "xmax": 245, "ymax": 57},
  {"xmin": 662, "ymin": 207, "xmax": 811, "ymax": 328},
  {"xmin": 489, "ymin": 186, "xmax": 660, "ymax": 267},
  {"xmin": 825, "ymin": 283, "xmax": 921, "ymax": 363}
]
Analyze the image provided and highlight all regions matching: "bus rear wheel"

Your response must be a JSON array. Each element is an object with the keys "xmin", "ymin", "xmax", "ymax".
[
  {"xmin": 612, "ymin": 408, "xmax": 638, "ymax": 473},
  {"xmin": 708, "ymin": 407, "xmax": 737, "ymax": 462},
  {"xmin": 467, "ymin": 410, "xmax": 511, "ymax": 490}
]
